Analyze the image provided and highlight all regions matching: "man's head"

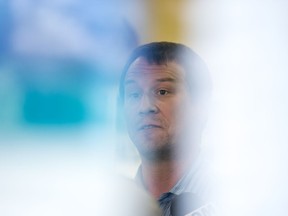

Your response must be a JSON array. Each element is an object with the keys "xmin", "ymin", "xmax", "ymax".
[{"xmin": 119, "ymin": 42, "xmax": 210, "ymax": 161}]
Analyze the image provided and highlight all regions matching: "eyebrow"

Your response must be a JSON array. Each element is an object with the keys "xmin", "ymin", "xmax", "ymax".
[
  {"xmin": 155, "ymin": 78, "xmax": 177, "ymax": 83},
  {"xmin": 124, "ymin": 80, "xmax": 136, "ymax": 86},
  {"xmin": 125, "ymin": 77, "xmax": 177, "ymax": 86}
]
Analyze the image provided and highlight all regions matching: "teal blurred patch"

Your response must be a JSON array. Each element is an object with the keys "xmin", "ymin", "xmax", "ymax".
[
  {"xmin": 23, "ymin": 90, "xmax": 86, "ymax": 125},
  {"xmin": 19, "ymin": 59, "xmax": 111, "ymax": 126}
]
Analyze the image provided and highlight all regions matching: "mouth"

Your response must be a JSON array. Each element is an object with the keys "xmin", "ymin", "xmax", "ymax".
[{"xmin": 138, "ymin": 124, "xmax": 162, "ymax": 131}]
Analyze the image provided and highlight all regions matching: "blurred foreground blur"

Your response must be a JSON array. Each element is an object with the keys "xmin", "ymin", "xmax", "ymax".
[{"xmin": 1, "ymin": 0, "xmax": 288, "ymax": 216}]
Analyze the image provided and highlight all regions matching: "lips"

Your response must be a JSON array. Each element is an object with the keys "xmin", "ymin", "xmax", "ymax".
[{"xmin": 138, "ymin": 124, "xmax": 162, "ymax": 131}]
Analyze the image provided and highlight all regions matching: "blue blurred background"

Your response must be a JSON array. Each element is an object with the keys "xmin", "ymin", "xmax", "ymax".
[
  {"xmin": 0, "ymin": 0, "xmax": 143, "ymax": 165},
  {"xmin": 0, "ymin": 2, "xmax": 144, "ymax": 214},
  {"xmin": 0, "ymin": 0, "xmax": 138, "ymax": 128}
]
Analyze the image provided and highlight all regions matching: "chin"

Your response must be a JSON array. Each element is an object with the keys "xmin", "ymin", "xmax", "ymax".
[
  {"xmin": 138, "ymin": 145, "xmax": 176, "ymax": 162},
  {"xmin": 133, "ymin": 139, "xmax": 175, "ymax": 161},
  {"xmin": 134, "ymin": 133, "xmax": 166, "ymax": 147}
]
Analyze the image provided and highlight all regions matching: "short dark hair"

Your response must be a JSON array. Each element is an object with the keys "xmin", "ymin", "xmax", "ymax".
[{"xmin": 118, "ymin": 41, "xmax": 211, "ymax": 105}]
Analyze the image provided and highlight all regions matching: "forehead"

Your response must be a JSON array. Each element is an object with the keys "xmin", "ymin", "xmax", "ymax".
[{"xmin": 125, "ymin": 57, "xmax": 186, "ymax": 84}]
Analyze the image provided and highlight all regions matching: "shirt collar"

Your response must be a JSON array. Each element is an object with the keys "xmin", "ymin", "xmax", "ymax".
[
  {"xmin": 134, "ymin": 153, "xmax": 203, "ymax": 196},
  {"xmin": 169, "ymin": 154, "xmax": 202, "ymax": 195}
]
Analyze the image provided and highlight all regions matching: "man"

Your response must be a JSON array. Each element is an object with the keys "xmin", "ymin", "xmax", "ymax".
[{"xmin": 119, "ymin": 42, "xmax": 213, "ymax": 215}]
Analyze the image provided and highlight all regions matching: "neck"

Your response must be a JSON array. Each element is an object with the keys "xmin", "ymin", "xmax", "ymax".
[{"xmin": 140, "ymin": 156, "xmax": 194, "ymax": 199}]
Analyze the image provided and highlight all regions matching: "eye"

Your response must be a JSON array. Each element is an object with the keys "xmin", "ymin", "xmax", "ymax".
[
  {"xmin": 158, "ymin": 89, "xmax": 169, "ymax": 96},
  {"xmin": 126, "ymin": 91, "xmax": 141, "ymax": 100},
  {"xmin": 130, "ymin": 92, "xmax": 140, "ymax": 98}
]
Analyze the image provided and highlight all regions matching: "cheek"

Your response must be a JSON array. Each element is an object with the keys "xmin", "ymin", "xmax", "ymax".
[
  {"xmin": 163, "ymin": 99, "xmax": 191, "ymax": 129},
  {"xmin": 124, "ymin": 104, "xmax": 137, "ymax": 127},
  {"xmin": 159, "ymin": 102, "xmax": 181, "ymax": 129}
]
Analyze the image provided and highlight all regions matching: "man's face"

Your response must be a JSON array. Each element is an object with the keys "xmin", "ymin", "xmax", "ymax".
[{"xmin": 123, "ymin": 57, "xmax": 194, "ymax": 160}]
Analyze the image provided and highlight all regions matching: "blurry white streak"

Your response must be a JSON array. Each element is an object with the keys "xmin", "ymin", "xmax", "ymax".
[
  {"xmin": 0, "ymin": 127, "xmax": 161, "ymax": 216},
  {"xmin": 186, "ymin": 0, "xmax": 288, "ymax": 215},
  {"xmin": 0, "ymin": 154, "xmax": 160, "ymax": 216}
]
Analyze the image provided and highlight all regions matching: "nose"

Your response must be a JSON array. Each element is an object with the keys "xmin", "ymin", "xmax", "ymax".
[{"xmin": 139, "ymin": 94, "xmax": 158, "ymax": 115}]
